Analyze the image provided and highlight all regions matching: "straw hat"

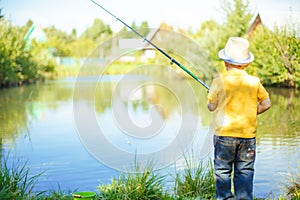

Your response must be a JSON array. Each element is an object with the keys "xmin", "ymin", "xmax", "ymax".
[{"xmin": 218, "ymin": 37, "xmax": 254, "ymax": 65}]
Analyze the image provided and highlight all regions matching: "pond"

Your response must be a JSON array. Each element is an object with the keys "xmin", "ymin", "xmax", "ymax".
[{"xmin": 1, "ymin": 67, "xmax": 299, "ymax": 199}]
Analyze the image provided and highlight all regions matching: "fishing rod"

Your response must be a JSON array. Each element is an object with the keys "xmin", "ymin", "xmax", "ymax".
[{"xmin": 90, "ymin": 0, "xmax": 210, "ymax": 90}]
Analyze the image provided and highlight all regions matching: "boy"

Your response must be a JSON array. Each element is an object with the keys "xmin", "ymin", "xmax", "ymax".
[{"xmin": 207, "ymin": 37, "xmax": 271, "ymax": 200}]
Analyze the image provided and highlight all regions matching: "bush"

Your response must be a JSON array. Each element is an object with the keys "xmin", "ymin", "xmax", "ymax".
[
  {"xmin": 249, "ymin": 26, "xmax": 300, "ymax": 88},
  {"xmin": 0, "ymin": 20, "xmax": 56, "ymax": 87}
]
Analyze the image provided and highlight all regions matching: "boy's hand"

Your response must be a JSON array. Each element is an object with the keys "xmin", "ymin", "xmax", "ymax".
[{"xmin": 257, "ymin": 98, "xmax": 271, "ymax": 114}]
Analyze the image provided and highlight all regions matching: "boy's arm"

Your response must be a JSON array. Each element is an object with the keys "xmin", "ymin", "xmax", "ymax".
[
  {"xmin": 207, "ymin": 78, "xmax": 220, "ymax": 112},
  {"xmin": 257, "ymin": 98, "xmax": 271, "ymax": 114}
]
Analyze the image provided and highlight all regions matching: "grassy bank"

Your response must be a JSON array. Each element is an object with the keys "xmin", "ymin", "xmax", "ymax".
[
  {"xmin": 1, "ymin": 155, "xmax": 299, "ymax": 200},
  {"xmin": 54, "ymin": 62, "xmax": 144, "ymax": 78},
  {"xmin": 0, "ymin": 155, "xmax": 215, "ymax": 200}
]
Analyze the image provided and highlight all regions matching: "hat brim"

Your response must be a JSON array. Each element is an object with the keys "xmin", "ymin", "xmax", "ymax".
[{"xmin": 218, "ymin": 49, "xmax": 254, "ymax": 65}]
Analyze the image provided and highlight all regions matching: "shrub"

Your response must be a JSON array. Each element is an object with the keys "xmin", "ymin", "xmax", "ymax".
[{"xmin": 0, "ymin": 20, "xmax": 56, "ymax": 87}]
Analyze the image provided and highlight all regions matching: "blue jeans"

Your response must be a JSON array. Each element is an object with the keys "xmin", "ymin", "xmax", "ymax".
[{"xmin": 213, "ymin": 135, "xmax": 256, "ymax": 200}]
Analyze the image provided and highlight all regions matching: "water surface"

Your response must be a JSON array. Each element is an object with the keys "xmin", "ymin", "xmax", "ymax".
[{"xmin": 1, "ymin": 75, "xmax": 299, "ymax": 199}]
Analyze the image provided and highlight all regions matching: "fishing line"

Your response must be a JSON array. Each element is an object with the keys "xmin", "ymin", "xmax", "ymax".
[{"xmin": 90, "ymin": 0, "xmax": 210, "ymax": 90}]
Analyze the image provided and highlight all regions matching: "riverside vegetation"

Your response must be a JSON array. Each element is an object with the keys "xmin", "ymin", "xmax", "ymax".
[
  {"xmin": 0, "ymin": 0, "xmax": 300, "ymax": 88},
  {"xmin": 1, "ymin": 155, "xmax": 299, "ymax": 200}
]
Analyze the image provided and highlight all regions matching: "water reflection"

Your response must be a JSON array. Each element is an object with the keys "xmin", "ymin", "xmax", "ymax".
[
  {"xmin": 73, "ymin": 65, "xmax": 208, "ymax": 171},
  {"xmin": 255, "ymin": 88, "xmax": 300, "ymax": 198},
  {"xmin": 258, "ymin": 88, "xmax": 300, "ymax": 137},
  {"xmin": 0, "ymin": 76, "xmax": 299, "ymax": 198}
]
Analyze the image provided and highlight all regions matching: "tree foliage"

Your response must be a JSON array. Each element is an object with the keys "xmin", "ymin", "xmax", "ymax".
[
  {"xmin": 43, "ymin": 25, "xmax": 77, "ymax": 56},
  {"xmin": 195, "ymin": 0, "xmax": 253, "ymax": 73},
  {"xmin": 0, "ymin": 0, "xmax": 299, "ymax": 88},
  {"xmin": 117, "ymin": 21, "xmax": 151, "ymax": 38},
  {"xmin": 195, "ymin": 0, "xmax": 300, "ymax": 88},
  {"xmin": 80, "ymin": 18, "xmax": 112, "ymax": 42},
  {"xmin": 249, "ymin": 26, "xmax": 300, "ymax": 88},
  {"xmin": 0, "ymin": 21, "xmax": 55, "ymax": 87},
  {"xmin": 222, "ymin": 0, "xmax": 253, "ymax": 37}
]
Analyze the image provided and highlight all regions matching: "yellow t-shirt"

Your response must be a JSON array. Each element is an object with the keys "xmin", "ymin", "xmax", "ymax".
[{"xmin": 207, "ymin": 68, "xmax": 269, "ymax": 138}]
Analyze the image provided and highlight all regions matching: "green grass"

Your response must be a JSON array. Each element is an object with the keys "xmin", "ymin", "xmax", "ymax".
[
  {"xmin": 0, "ymin": 155, "xmax": 43, "ymax": 200},
  {"xmin": 96, "ymin": 157, "xmax": 216, "ymax": 200},
  {"xmin": 97, "ymin": 162, "xmax": 171, "ymax": 200},
  {"xmin": 54, "ymin": 62, "xmax": 142, "ymax": 78},
  {"xmin": 54, "ymin": 64, "xmax": 81, "ymax": 77},
  {"xmin": 1, "ymin": 154, "xmax": 299, "ymax": 199},
  {"xmin": 282, "ymin": 166, "xmax": 300, "ymax": 200},
  {"xmin": 35, "ymin": 188, "xmax": 74, "ymax": 200},
  {"xmin": 0, "ymin": 155, "xmax": 76, "ymax": 200},
  {"xmin": 173, "ymin": 157, "xmax": 215, "ymax": 200}
]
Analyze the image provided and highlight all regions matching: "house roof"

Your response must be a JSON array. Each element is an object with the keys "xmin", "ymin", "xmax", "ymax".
[
  {"xmin": 247, "ymin": 13, "xmax": 263, "ymax": 34},
  {"xmin": 24, "ymin": 24, "xmax": 47, "ymax": 43}
]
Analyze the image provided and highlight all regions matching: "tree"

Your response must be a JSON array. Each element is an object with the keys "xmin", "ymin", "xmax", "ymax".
[
  {"xmin": 139, "ymin": 21, "xmax": 150, "ymax": 36},
  {"xmin": 68, "ymin": 37, "xmax": 96, "ymax": 58},
  {"xmin": 80, "ymin": 18, "xmax": 112, "ymax": 42},
  {"xmin": 195, "ymin": 0, "xmax": 254, "ymax": 72},
  {"xmin": 71, "ymin": 28, "xmax": 77, "ymax": 40},
  {"xmin": 215, "ymin": 0, "xmax": 254, "ymax": 58},
  {"xmin": 0, "ymin": 8, "xmax": 4, "ymax": 19},
  {"xmin": 43, "ymin": 25, "xmax": 79, "ymax": 57},
  {"xmin": 222, "ymin": 0, "xmax": 253, "ymax": 37},
  {"xmin": 0, "ymin": 21, "xmax": 55, "ymax": 86},
  {"xmin": 248, "ymin": 26, "xmax": 300, "ymax": 88}
]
